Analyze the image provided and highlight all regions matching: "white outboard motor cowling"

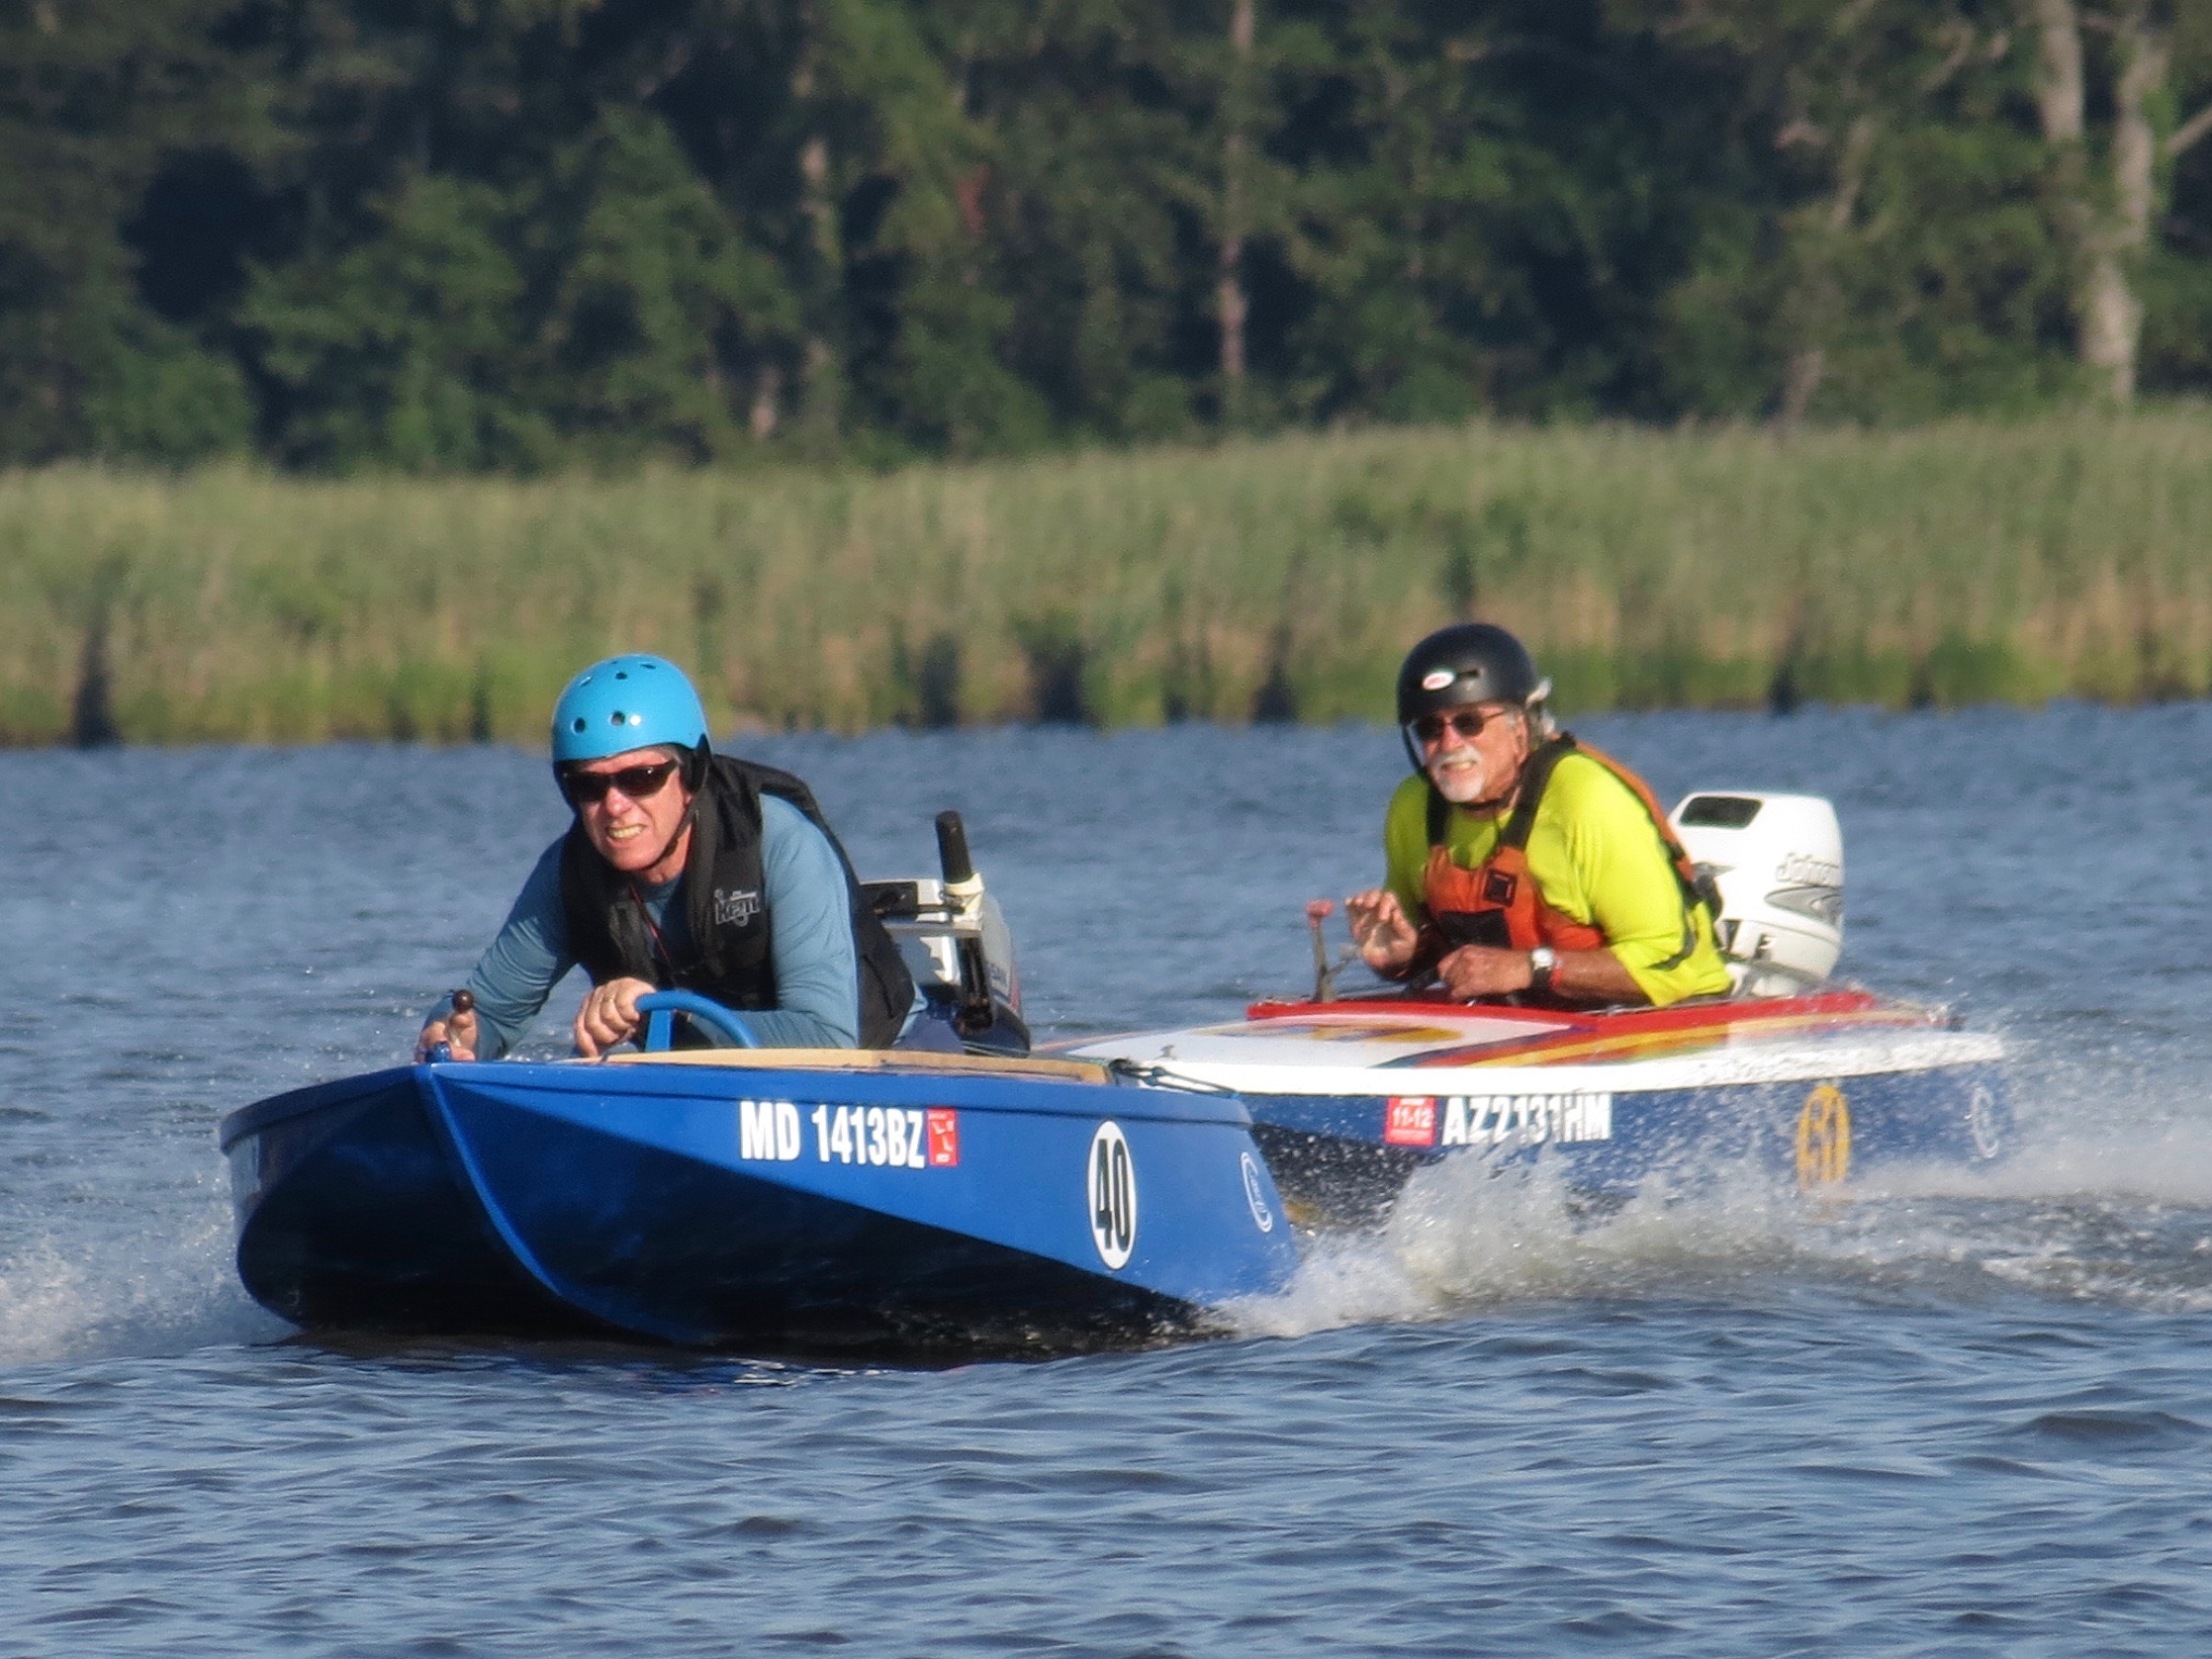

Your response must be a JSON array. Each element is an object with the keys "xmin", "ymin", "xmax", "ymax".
[{"xmin": 1668, "ymin": 791, "xmax": 1844, "ymax": 998}]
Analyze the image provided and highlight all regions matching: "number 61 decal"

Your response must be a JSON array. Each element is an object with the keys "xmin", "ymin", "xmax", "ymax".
[{"xmin": 1088, "ymin": 1121, "xmax": 1138, "ymax": 1268}]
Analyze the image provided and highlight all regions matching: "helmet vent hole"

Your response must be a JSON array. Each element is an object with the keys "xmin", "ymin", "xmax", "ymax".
[{"xmin": 570, "ymin": 717, "xmax": 587, "ymax": 733}]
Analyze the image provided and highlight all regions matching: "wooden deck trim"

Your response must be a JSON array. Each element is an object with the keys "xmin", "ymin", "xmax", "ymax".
[{"xmin": 597, "ymin": 1047, "xmax": 1113, "ymax": 1085}]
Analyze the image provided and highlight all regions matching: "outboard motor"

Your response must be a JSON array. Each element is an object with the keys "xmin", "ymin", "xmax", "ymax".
[
  {"xmin": 1669, "ymin": 792, "xmax": 1844, "ymax": 998},
  {"xmin": 860, "ymin": 812, "xmax": 1029, "ymax": 1054}
]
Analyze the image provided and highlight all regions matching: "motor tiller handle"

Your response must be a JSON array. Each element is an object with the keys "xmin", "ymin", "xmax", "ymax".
[
  {"xmin": 935, "ymin": 811, "xmax": 979, "ymax": 892},
  {"xmin": 935, "ymin": 810, "xmax": 994, "ymax": 1034}
]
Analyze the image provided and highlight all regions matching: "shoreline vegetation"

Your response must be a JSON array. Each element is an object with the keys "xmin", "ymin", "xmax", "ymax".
[{"xmin": 7, "ymin": 415, "xmax": 2211, "ymax": 748}]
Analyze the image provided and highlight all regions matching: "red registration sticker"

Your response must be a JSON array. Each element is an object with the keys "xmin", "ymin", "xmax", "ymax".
[
  {"xmin": 926, "ymin": 1108, "xmax": 961, "ymax": 1166},
  {"xmin": 1384, "ymin": 1096, "xmax": 1439, "ymax": 1148}
]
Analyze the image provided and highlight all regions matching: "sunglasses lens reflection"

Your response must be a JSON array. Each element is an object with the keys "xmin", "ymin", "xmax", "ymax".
[
  {"xmin": 563, "ymin": 761, "xmax": 678, "ymax": 805},
  {"xmin": 1411, "ymin": 711, "xmax": 1488, "ymax": 745}
]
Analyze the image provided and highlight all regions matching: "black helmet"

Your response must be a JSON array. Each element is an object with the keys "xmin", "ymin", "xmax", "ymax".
[{"xmin": 1395, "ymin": 623, "xmax": 1550, "ymax": 768}]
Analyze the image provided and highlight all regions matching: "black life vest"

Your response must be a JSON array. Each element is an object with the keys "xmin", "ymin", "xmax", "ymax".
[{"xmin": 558, "ymin": 755, "xmax": 914, "ymax": 1049}]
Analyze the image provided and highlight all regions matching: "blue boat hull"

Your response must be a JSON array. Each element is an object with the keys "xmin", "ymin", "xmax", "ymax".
[{"xmin": 222, "ymin": 1057, "xmax": 1296, "ymax": 1353}]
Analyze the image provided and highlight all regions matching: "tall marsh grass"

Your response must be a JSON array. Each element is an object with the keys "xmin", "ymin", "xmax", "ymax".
[{"xmin": 5, "ymin": 415, "xmax": 2210, "ymax": 744}]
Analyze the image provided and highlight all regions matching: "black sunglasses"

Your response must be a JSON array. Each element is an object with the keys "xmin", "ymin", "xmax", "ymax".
[
  {"xmin": 1408, "ymin": 707, "xmax": 1510, "ymax": 746},
  {"xmin": 560, "ymin": 759, "xmax": 680, "ymax": 806}
]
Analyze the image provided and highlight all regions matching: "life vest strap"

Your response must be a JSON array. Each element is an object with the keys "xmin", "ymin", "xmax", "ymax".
[
  {"xmin": 1418, "ymin": 730, "xmax": 1713, "ymax": 955},
  {"xmin": 1422, "ymin": 733, "xmax": 1579, "ymax": 853}
]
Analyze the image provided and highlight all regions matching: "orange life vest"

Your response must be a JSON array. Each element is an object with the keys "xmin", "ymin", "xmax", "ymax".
[{"xmin": 1422, "ymin": 735, "xmax": 1711, "ymax": 956}]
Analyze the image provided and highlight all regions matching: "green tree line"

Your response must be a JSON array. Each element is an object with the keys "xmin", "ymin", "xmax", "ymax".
[{"xmin": 5, "ymin": 0, "xmax": 2210, "ymax": 471}]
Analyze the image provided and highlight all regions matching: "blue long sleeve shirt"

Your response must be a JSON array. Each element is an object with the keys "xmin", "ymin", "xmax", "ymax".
[{"xmin": 442, "ymin": 795, "xmax": 868, "ymax": 1057}]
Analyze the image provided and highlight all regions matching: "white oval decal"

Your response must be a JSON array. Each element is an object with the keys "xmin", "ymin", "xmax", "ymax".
[
  {"xmin": 1968, "ymin": 1085, "xmax": 2002, "ymax": 1158},
  {"xmin": 1088, "ymin": 1121, "xmax": 1138, "ymax": 1269},
  {"xmin": 1420, "ymin": 668, "xmax": 1455, "ymax": 691},
  {"xmin": 1241, "ymin": 1152, "xmax": 1275, "ymax": 1234}
]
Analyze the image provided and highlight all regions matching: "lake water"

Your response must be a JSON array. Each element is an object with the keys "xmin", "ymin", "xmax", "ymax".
[{"xmin": 4, "ymin": 708, "xmax": 2211, "ymax": 1655}]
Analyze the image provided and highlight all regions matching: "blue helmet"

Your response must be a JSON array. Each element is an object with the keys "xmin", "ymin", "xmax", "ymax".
[{"xmin": 550, "ymin": 654, "xmax": 711, "ymax": 766}]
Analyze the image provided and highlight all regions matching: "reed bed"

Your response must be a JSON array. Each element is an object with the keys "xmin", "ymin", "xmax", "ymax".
[{"xmin": 3, "ymin": 415, "xmax": 2210, "ymax": 745}]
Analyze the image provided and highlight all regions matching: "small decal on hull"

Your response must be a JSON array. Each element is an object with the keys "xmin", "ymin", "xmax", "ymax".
[
  {"xmin": 1384, "ymin": 1097, "xmax": 1439, "ymax": 1148},
  {"xmin": 1796, "ymin": 1083, "xmax": 1851, "ymax": 1189},
  {"xmin": 1089, "ymin": 1121, "xmax": 1138, "ymax": 1269},
  {"xmin": 927, "ymin": 1107, "xmax": 961, "ymax": 1166},
  {"xmin": 1968, "ymin": 1085, "xmax": 2002, "ymax": 1159},
  {"xmin": 1439, "ymin": 1093, "xmax": 1613, "ymax": 1148},
  {"xmin": 1241, "ymin": 1152, "xmax": 1276, "ymax": 1233}
]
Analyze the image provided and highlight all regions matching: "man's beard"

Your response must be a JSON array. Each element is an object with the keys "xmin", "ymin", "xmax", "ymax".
[{"xmin": 1428, "ymin": 751, "xmax": 1491, "ymax": 804}]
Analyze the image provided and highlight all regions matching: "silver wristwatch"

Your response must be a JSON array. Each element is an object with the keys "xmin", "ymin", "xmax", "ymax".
[{"xmin": 1527, "ymin": 945, "xmax": 1558, "ymax": 993}]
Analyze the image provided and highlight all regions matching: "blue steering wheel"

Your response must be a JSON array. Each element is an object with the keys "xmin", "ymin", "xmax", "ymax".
[{"xmin": 633, "ymin": 990, "xmax": 761, "ymax": 1053}]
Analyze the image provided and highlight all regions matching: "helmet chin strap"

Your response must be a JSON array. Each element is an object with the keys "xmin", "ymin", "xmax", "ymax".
[{"xmin": 641, "ymin": 792, "xmax": 700, "ymax": 878}]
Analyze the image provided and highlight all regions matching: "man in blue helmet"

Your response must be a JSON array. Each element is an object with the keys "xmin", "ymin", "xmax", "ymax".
[{"xmin": 414, "ymin": 654, "xmax": 918, "ymax": 1060}]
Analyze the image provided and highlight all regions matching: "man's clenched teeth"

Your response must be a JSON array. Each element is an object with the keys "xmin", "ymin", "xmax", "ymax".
[{"xmin": 1430, "ymin": 752, "xmax": 1488, "ymax": 802}]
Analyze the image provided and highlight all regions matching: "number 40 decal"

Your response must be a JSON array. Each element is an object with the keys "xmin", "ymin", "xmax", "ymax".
[{"xmin": 1088, "ymin": 1121, "xmax": 1138, "ymax": 1269}]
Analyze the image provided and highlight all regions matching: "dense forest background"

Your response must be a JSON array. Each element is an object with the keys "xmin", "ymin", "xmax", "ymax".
[{"xmin": 6, "ymin": 0, "xmax": 2212, "ymax": 472}]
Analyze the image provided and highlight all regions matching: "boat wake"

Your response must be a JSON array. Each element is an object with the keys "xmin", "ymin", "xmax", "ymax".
[
  {"xmin": 1226, "ymin": 1093, "xmax": 2212, "ymax": 1339},
  {"xmin": 0, "ymin": 1181, "xmax": 285, "ymax": 1367},
  {"xmin": 1224, "ymin": 1158, "xmax": 1809, "ymax": 1338}
]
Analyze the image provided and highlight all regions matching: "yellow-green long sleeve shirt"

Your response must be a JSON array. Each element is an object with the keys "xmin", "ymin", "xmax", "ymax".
[{"xmin": 1381, "ymin": 753, "xmax": 1733, "ymax": 1007}]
